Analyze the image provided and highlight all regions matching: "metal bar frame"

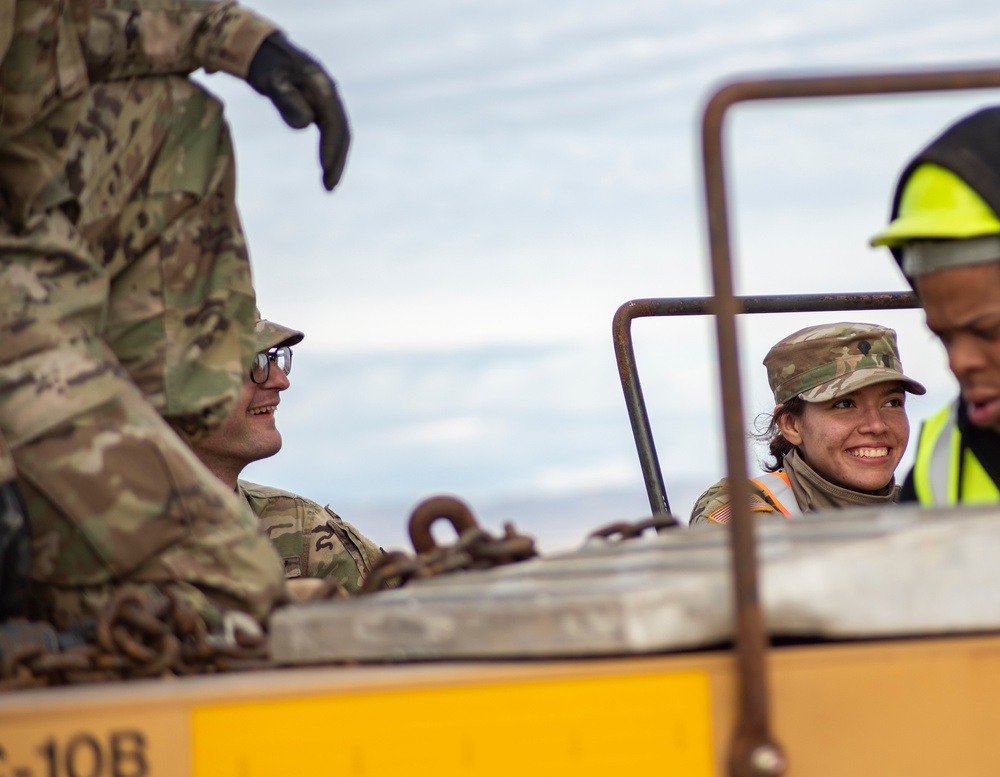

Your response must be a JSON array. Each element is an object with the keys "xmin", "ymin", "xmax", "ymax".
[
  {"xmin": 613, "ymin": 292, "xmax": 918, "ymax": 520},
  {"xmin": 693, "ymin": 66, "xmax": 1000, "ymax": 777}
]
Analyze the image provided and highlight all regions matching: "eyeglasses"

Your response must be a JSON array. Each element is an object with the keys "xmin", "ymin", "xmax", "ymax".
[{"xmin": 250, "ymin": 346, "xmax": 293, "ymax": 385}]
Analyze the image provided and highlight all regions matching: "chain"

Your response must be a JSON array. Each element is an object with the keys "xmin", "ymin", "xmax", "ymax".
[
  {"xmin": 587, "ymin": 515, "xmax": 679, "ymax": 541},
  {"xmin": 1, "ymin": 501, "xmax": 676, "ymax": 688},
  {"xmin": 0, "ymin": 586, "xmax": 271, "ymax": 690},
  {"xmin": 361, "ymin": 521, "xmax": 537, "ymax": 594}
]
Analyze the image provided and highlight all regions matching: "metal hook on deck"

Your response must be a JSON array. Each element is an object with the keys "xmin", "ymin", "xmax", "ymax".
[{"xmin": 408, "ymin": 495, "xmax": 481, "ymax": 554}]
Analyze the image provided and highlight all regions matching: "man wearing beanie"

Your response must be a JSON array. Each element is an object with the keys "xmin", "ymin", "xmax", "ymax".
[
  {"xmin": 191, "ymin": 317, "xmax": 382, "ymax": 591},
  {"xmin": 872, "ymin": 106, "xmax": 1000, "ymax": 505}
]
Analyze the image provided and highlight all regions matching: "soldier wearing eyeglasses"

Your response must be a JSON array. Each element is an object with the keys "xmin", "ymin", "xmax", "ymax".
[{"xmin": 191, "ymin": 318, "xmax": 382, "ymax": 591}]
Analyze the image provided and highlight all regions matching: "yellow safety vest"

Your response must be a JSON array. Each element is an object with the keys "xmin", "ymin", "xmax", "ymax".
[{"xmin": 912, "ymin": 402, "xmax": 1000, "ymax": 506}]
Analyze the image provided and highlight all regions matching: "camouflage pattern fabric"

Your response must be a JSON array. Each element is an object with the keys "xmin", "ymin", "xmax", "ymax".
[
  {"xmin": 239, "ymin": 481, "xmax": 382, "ymax": 592},
  {"xmin": 0, "ymin": 0, "xmax": 287, "ymax": 628},
  {"xmin": 764, "ymin": 323, "xmax": 925, "ymax": 405},
  {"xmin": 15, "ymin": 381, "xmax": 286, "ymax": 630},
  {"xmin": 254, "ymin": 317, "xmax": 304, "ymax": 352},
  {"xmin": 0, "ymin": 0, "xmax": 277, "ymax": 225},
  {"xmin": 19, "ymin": 77, "xmax": 262, "ymax": 440},
  {"xmin": 689, "ymin": 477, "xmax": 781, "ymax": 526}
]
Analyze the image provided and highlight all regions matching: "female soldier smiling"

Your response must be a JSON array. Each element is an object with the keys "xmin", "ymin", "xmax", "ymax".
[{"xmin": 690, "ymin": 322, "xmax": 926, "ymax": 524}]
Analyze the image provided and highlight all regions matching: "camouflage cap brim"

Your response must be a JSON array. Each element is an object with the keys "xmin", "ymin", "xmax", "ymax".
[
  {"xmin": 765, "ymin": 322, "xmax": 925, "ymax": 406},
  {"xmin": 799, "ymin": 367, "xmax": 926, "ymax": 403},
  {"xmin": 254, "ymin": 319, "xmax": 304, "ymax": 352}
]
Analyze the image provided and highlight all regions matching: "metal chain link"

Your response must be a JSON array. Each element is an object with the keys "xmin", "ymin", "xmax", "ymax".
[
  {"xmin": 0, "ymin": 498, "xmax": 675, "ymax": 688},
  {"xmin": 0, "ymin": 586, "xmax": 271, "ymax": 689},
  {"xmin": 360, "ymin": 521, "xmax": 538, "ymax": 594},
  {"xmin": 587, "ymin": 515, "xmax": 679, "ymax": 541}
]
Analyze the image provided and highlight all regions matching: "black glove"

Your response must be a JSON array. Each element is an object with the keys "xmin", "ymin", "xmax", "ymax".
[{"xmin": 247, "ymin": 33, "xmax": 351, "ymax": 191}]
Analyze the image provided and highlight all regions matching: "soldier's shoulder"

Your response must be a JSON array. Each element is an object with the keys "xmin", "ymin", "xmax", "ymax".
[
  {"xmin": 689, "ymin": 476, "xmax": 775, "ymax": 525},
  {"xmin": 240, "ymin": 480, "xmax": 300, "ymax": 500},
  {"xmin": 689, "ymin": 477, "xmax": 732, "ymax": 525},
  {"xmin": 239, "ymin": 480, "xmax": 326, "ymax": 517},
  {"xmin": 317, "ymin": 508, "xmax": 382, "ymax": 560}
]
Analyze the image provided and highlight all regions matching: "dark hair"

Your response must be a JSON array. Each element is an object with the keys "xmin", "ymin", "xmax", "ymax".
[{"xmin": 752, "ymin": 396, "xmax": 806, "ymax": 472}]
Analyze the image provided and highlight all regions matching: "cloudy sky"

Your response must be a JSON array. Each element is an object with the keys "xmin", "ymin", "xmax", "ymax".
[{"xmin": 198, "ymin": 0, "xmax": 1000, "ymax": 552}]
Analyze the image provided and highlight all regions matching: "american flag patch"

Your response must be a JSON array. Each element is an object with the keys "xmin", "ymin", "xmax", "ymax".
[{"xmin": 709, "ymin": 499, "xmax": 774, "ymax": 524}]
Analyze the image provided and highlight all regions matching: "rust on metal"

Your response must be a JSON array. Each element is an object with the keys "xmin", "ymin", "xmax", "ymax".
[
  {"xmin": 408, "ymin": 495, "xmax": 481, "ymax": 554},
  {"xmin": 700, "ymin": 65, "xmax": 1000, "ymax": 777},
  {"xmin": 588, "ymin": 515, "xmax": 680, "ymax": 541},
  {"xmin": 361, "ymin": 499, "xmax": 538, "ymax": 594},
  {"xmin": 359, "ymin": 550, "xmax": 424, "ymax": 593},
  {"xmin": 0, "ymin": 585, "xmax": 271, "ymax": 688}
]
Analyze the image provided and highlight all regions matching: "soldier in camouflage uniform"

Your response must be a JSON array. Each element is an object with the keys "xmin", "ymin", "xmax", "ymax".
[
  {"xmin": 690, "ymin": 323, "xmax": 926, "ymax": 526},
  {"xmin": 0, "ymin": 0, "xmax": 350, "ymax": 627},
  {"xmin": 191, "ymin": 318, "xmax": 382, "ymax": 592}
]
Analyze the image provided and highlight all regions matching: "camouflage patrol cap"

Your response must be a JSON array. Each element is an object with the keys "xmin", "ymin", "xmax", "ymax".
[
  {"xmin": 254, "ymin": 317, "xmax": 304, "ymax": 352},
  {"xmin": 764, "ymin": 323, "xmax": 926, "ymax": 404}
]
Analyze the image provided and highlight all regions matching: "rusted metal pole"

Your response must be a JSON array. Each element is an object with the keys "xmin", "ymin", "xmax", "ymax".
[
  {"xmin": 702, "ymin": 94, "xmax": 781, "ymax": 777},
  {"xmin": 701, "ymin": 65, "xmax": 1000, "ymax": 777},
  {"xmin": 613, "ymin": 300, "xmax": 674, "ymax": 519}
]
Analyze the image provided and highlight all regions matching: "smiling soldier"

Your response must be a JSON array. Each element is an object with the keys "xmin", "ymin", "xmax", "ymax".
[
  {"xmin": 191, "ymin": 317, "xmax": 382, "ymax": 591},
  {"xmin": 690, "ymin": 323, "xmax": 926, "ymax": 525}
]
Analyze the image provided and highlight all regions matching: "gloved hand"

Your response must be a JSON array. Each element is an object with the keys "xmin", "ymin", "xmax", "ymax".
[{"xmin": 247, "ymin": 33, "xmax": 351, "ymax": 191}]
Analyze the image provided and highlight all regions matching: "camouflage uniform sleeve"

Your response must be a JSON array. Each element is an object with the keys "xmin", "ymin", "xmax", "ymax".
[
  {"xmin": 312, "ymin": 506, "xmax": 383, "ymax": 590},
  {"xmin": 689, "ymin": 477, "xmax": 778, "ymax": 525},
  {"xmin": 240, "ymin": 481, "xmax": 382, "ymax": 593},
  {"xmin": 84, "ymin": 0, "xmax": 278, "ymax": 81}
]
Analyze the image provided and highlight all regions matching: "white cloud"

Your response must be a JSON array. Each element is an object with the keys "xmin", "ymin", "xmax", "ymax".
[
  {"xmin": 530, "ymin": 459, "xmax": 641, "ymax": 494},
  {"xmin": 381, "ymin": 416, "xmax": 492, "ymax": 446}
]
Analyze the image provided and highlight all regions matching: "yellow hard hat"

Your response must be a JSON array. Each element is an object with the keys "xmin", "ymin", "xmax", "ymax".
[{"xmin": 870, "ymin": 163, "xmax": 1000, "ymax": 247}]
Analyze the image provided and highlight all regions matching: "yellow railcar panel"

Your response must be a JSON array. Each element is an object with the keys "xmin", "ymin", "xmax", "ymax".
[
  {"xmin": 191, "ymin": 670, "xmax": 715, "ymax": 777},
  {"xmin": 7, "ymin": 636, "xmax": 1000, "ymax": 776}
]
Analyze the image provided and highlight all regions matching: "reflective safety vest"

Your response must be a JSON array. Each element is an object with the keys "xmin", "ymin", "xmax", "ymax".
[
  {"xmin": 912, "ymin": 402, "xmax": 1000, "ymax": 506},
  {"xmin": 749, "ymin": 471, "xmax": 802, "ymax": 518}
]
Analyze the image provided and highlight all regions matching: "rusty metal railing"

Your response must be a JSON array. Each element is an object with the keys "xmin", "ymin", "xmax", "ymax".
[
  {"xmin": 652, "ymin": 65, "xmax": 1000, "ymax": 777},
  {"xmin": 704, "ymin": 66, "xmax": 1000, "ymax": 777},
  {"xmin": 613, "ymin": 291, "xmax": 918, "ymax": 520}
]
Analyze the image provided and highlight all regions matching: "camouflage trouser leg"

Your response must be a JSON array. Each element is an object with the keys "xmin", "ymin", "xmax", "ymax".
[
  {"xmin": 0, "ymin": 78, "xmax": 285, "ymax": 630},
  {"xmin": 64, "ymin": 77, "xmax": 259, "ymax": 441}
]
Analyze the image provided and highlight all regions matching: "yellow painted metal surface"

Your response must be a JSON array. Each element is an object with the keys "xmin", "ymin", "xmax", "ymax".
[
  {"xmin": 3, "ymin": 635, "xmax": 1000, "ymax": 776},
  {"xmin": 192, "ymin": 671, "xmax": 715, "ymax": 776}
]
